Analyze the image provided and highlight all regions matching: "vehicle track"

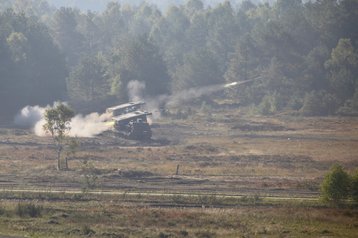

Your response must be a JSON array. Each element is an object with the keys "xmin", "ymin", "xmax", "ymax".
[{"xmin": 0, "ymin": 188, "xmax": 319, "ymax": 207}]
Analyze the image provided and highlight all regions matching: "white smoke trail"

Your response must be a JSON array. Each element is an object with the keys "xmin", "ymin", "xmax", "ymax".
[
  {"xmin": 15, "ymin": 104, "xmax": 112, "ymax": 137},
  {"xmin": 165, "ymin": 84, "xmax": 225, "ymax": 107},
  {"xmin": 125, "ymin": 79, "xmax": 252, "ymax": 117},
  {"xmin": 167, "ymin": 80, "xmax": 253, "ymax": 107}
]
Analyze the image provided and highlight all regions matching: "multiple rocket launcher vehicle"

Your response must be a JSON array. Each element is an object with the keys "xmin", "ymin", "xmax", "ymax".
[
  {"xmin": 106, "ymin": 102, "xmax": 152, "ymax": 140},
  {"xmin": 104, "ymin": 79, "xmax": 256, "ymax": 140}
]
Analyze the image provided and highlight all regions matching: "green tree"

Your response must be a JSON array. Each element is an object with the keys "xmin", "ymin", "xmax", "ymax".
[
  {"xmin": 185, "ymin": 0, "xmax": 204, "ymax": 17},
  {"xmin": 0, "ymin": 9, "xmax": 67, "ymax": 121},
  {"xmin": 300, "ymin": 90, "xmax": 339, "ymax": 116},
  {"xmin": 43, "ymin": 103, "xmax": 74, "ymax": 171},
  {"xmin": 303, "ymin": 46, "xmax": 330, "ymax": 91},
  {"xmin": 224, "ymin": 35, "xmax": 261, "ymax": 103},
  {"xmin": 111, "ymin": 36, "xmax": 170, "ymax": 98},
  {"xmin": 77, "ymin": 11, "xmax": 101, "ymax": 54},
  {"xmin": 185, "ymin": 12, "xmax": 208, "ymax": 52},
  {"xmin": 99, "ymin": 2, "xmax": 125, "ymax": 47},
  {"xmin": 52, "ymin": 7, "xmax": 83, "ymax": 66},
  {"xmin": 129, "ymin": 3, "xmax": 161, "ymax": 37},
  {"xmin": 351, "ymin": 170, "xmax": 358, "ymax": 202},
  {"xmin": 172, "ymin": 48, "xmax": 222, "ymax": 92},
  {"xmin": 150, "ymin": 5, "xmax": 189, "ymax": 73},
  {"xmin": 67, "ymin": 54, "xmax": 110, "ymax": 103},
  {"xmin": 206, "ymin": 1, "xmax": 237, "ymax": 72},
  {"xmin": 325, "ymin": 38, "xmax": 358, "ymax": 102},
  {"xmin": 305, "ymin": 0, "xmax": 342, "ymax": 47},
  {"xmin": 6, "ymin": 32, "xmax": 28, "ymax": 62},
  {"xmin": 320, "ymin": 164, "xmax": 351, "ymax": 205}
]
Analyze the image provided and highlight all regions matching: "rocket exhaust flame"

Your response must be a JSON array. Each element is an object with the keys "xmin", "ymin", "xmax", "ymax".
[
  {"xmin": 224, "ymin": 78, "xmax": 257, "ymax": 88},
  {"xmin": 224, "ymin": 82, "xmax": 238, "ymax": 88}
]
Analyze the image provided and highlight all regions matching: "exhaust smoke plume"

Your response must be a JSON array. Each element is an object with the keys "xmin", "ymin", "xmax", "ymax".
[
  {"xmin": 126, "ymin": 79, "xmax": 253, "ymax": 117},
  {"xmin": 166, "ymin": 83, "xmax": 227, "ymax": 107},
  {"xmin": 127, "ymin": 80, "xmax": 146, "ymax": 102},
  {"xmin": 15, "ymin": 104, "xmax": 112, "ymax": 137},
  {"xmin": 166, "ymin": 80, "xmax": 253, "ymax": 107}
]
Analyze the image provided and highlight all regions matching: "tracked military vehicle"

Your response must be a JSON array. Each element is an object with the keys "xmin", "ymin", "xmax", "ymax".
[
  {"xmin": 106, "ymin": 102, "xmax": 152, "ymax": 140},
  {"xmin": 113, "ymin": 111, "xmax": 152, "ymax": 140}
]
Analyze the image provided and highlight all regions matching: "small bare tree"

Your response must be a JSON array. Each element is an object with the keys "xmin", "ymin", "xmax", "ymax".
[{"xmin": 43, "ymin": 103, "xmax": 74, "ymax": 170}]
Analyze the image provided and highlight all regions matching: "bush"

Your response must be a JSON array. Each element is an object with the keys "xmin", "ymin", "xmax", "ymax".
[
  {"xmin": 336, "ymin": 93, "xmax": 358, "ymax": 116},
  {"xmin": 180, "ymin": 230, "xmax": 189, "ymax": 237},
  {"xmin": 0, "ymin": 206, "xmax": 5, "ymax": 216},
  {"xmin": 16, "ymin": 203, "xmax": 43, "ymax": 217},
  {"xmin": 82, "ymin": 225, "xmax": 95, "ymax": 236},
  {"xmin": 81, "ymin": 160, "xmax": 98, "ymax": 192},
  {"xmin": 300, "ymin": 90, "xmax": 339, "ymax": 116},
  {"xmin": 286, "ymin": 93, "xmax": 304, "ymax": 110},
  {"xmin": 351, "ymin": 170, "xmax": 358, "ymax": 202},
  {"xmin": 159, "ymin": 232, "xmax": 170, "ymax": 238},
  {"xmin": 352, "ymin": 91, "xmax": 358, "ymax": 111},
  {"xmin": 258, "ymin": 93, "xmax": 278, "ymax": 115},
  {"xmin": 320, "ymin": 164, "xmax": 351, "ymax": 205}
]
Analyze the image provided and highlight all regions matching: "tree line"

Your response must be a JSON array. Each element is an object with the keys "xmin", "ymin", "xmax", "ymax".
[{"xmin": 1, "ymin": 0, "xmax": 358, "ymax": 121}]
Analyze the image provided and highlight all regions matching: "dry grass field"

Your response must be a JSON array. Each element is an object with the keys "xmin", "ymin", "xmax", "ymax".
[
  {"xmin": 0, "ymin": 199, "xmax": 357, "ymax": 237},
  {"xmin": 0, "ymin": 109, "xmax": 358, "ymax": 237}
]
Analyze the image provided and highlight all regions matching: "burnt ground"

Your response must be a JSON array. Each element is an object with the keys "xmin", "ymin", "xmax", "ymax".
[{"xmin": 0, "ymin": 111, "xmax": 358, "ymax": 199}]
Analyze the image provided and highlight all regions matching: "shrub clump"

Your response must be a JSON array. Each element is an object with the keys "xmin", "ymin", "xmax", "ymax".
[
  {"xmin": 16, "ymin": 203, "xmax": 43, "ymax": 217},
  {"xmin": 0, "ymin": 206, "xmax": 5, "ymax": 216}
]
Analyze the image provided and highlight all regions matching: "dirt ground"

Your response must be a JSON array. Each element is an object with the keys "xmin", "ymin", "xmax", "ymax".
[
  {"xmin": 1, "ymin": 110, "xmax": 357, "ymax": 197},
  {"xmin": 1, "ymin": 109, "xmax": 358, "ymax": 237}
]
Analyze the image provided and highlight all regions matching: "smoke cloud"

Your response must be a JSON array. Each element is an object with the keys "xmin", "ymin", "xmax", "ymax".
[
  {"xmin": 15, "ymin": 104, "xmax": 112, "ymax": 138},
  {"xmin": 68, "ymin": 113, "xmax": 112, "ymax": 137}
]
